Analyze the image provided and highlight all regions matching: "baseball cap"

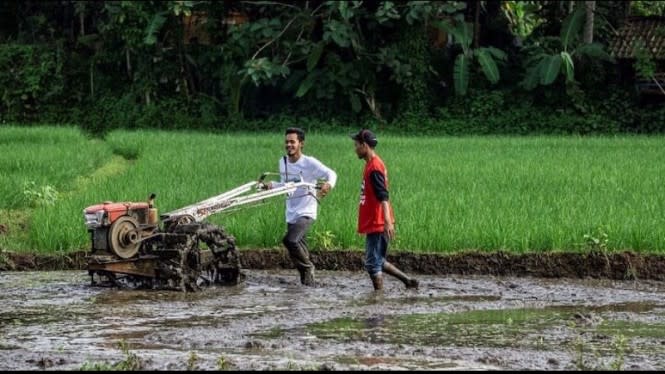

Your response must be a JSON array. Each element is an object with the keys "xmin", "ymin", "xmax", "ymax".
[{"xmin": 350, "ymin": 129, "xmax": 378, "ymax": 147}]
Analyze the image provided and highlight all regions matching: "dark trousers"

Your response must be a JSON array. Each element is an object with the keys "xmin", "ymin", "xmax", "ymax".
[{"xmin": 282, "ymin": 216, "xmax": 314, "ymax": 272}]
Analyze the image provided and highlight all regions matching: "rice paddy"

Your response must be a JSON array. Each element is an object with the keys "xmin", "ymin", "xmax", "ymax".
[{"xmin": 1, "ymin": 125, "xmax": 664, "ymax": 254}]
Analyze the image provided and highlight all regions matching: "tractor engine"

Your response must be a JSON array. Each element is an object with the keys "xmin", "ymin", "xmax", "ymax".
[
  {"xmin": 84, "ymin": 200, "xmax": 157, "ymax": 259},
  {"xmin": 82, "ymin": 174, "xmax": 319, "ymax": 291},
  {"xmin": 83, "ymin": 195, "xmax": 243, "ymax": 291}
]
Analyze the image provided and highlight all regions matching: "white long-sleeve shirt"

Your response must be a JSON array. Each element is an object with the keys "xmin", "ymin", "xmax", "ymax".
[{"xmin": 271, "ymin": 155, "xmax": 337, "ymax": 223}]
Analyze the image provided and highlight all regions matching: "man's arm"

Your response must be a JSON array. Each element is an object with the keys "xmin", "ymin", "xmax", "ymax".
[
  {"xmin": 310, "ymin": 157, "xmax": 337, "ymax": 197},
  {"xmin": 369, "ymin": 171, "xmax": 394, "ymax": 239}
]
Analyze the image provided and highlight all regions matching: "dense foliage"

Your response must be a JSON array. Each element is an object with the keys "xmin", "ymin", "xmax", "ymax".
[{"xmin": 1, "ymin": 1, "xmax": 664, "ymax": 134}]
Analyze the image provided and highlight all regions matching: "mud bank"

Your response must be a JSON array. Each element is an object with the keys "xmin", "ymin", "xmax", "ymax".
[{"xmin": 2, "ymin": 249, "xmax": 665, "ymax": 281}]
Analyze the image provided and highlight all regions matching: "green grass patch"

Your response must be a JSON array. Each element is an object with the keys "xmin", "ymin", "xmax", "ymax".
[
  {"xmin": 1, "ymin": 126, "xmax": 665, "ymax": 253},
  {"xmin": 0, "ymin": 209, "xmax": 31, "ymax": 252},
  {"xmin": 597, "ymin": 320, "xmax": 665, "ymax": 339},
  {"xmin": 308, "ymin": 305, "xmax": 655, "ymax": 370},
  {"xmin": 0, "ymin": 125, "xmax": 110, "ymax": 209},
  {"xmin": 307, "ymin": 307, "xmax": 572, "ymax": 348},
  {"xmin": 250, "ymin": 326, "xmax": 285, "ymax": 339}
]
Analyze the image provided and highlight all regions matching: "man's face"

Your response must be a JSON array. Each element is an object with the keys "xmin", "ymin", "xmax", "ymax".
[
  {"xmin": 354, "ymin": 140, "xmax": 367, "ymax": 159},
  {"xmin": 285, "ymin": 133, "xmax": 302, "ymax": 157}
]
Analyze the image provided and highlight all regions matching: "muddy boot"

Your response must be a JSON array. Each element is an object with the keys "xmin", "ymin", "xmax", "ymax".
[
  {"xmin": 299, "ymin": 266, "xmax": 316, "ymax": 286},
  {"xmin": 383, "ymin": 261, "xmax": 419, "ymax": 289},
  {"xmin": 370, "ymin": 273, "xmax": 384, "ymax": 291},
  {"xmin": 287, "ymin": 244, "xmax": 315, "ymax": 286}
]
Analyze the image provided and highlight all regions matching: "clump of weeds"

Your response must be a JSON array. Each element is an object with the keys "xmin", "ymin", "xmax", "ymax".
[
  {"xmin": 187, "ymin": 351, "xmax": 199, "ymax": 370},
  {"xmin": 216, "ymin": 355, "xmax": 234, "ymax": 370},
  {"xmin": 573, "ymin": 333, "xmax": 629, "ymax": 370},
  {"xmin": 80, "ymin": 339, "xmax": 142, "ymax": 371}
]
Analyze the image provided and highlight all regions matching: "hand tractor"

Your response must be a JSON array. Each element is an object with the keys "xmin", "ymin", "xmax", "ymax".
[{"xmin": 82, "ymin": 173, "xmax": 318, "ymax": 291}]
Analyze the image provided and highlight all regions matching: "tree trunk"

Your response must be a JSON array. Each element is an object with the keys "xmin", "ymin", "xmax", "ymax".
[
  {"xmin": 177, "ymin": 47, "xmax": 191, "ymax": 100},
  {"xmin": 625, "ymin": 1, "xmax": 631, "ymax": 17},
  {"xmin": 583, "ymin": 1, "xmax": 595, "ymax": 44},
  {"xmin": 89, "ymin": 61, "xmax": 94, "ymax": 97},
  {"xmin": 125, "ymin": 48, "xmax": 132, "ymax": 80},
  {"xmin": 473, "ymin": 0, "xmax": 480, "ymax": 49}
]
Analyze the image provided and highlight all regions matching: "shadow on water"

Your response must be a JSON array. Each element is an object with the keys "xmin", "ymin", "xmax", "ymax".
[{"xmin": 3, "ymin": 270, "xmax": 665, "ymax": 370}]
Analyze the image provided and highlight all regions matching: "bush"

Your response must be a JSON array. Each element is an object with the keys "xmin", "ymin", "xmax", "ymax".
[{"xmin": 0, "ymin": 43, "xmax": 65, "ymax": 122}]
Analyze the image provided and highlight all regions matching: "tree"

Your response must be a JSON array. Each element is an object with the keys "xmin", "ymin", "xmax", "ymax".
[
  {"xmin": 223, "ymin": 1, "xmax": 467, "ymax": 119},
  {"xmin": 501, "ymin": 1, "xmax": 545, "ymax": 43},
  {"xmin": 434, "ymin": 19, "xmax": 507, "ymax": 96},
  {"xmin": 583, "ymin": 1, "xmax": 595, "ymax": 44},
  {"xmin": 520, "ymin": 7, "xmax": 613, "ymax": 90}
]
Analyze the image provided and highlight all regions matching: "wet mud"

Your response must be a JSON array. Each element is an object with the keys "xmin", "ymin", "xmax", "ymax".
[{"xmin": 3, "ymin": 268, "xmax": 665, "ymax": 370}]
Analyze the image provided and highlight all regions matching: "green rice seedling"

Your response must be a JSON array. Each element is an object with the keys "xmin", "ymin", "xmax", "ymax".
[
  {"xmin": 3, "ymin": 127, "xmax": 664, "ymax": 254},
  {"xmin": 0, "ymin": 125, "xmax": 110, "ymax": 209}
]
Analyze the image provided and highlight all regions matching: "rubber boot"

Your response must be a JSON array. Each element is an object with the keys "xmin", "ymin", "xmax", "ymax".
[
  {"xmin": 287, "ymin": 244, "xmax": 315, "ymax": 286},
  {"xmin": 299, "ymin": 266, "xmax": 316, "ymax": 286},
  {"xmin": 383, "ymin": 261, "xmax": 419, "ymax": 289},
  {"xmin": 370, "ymin": 273, "xmax": 384, "ymax": 291}
]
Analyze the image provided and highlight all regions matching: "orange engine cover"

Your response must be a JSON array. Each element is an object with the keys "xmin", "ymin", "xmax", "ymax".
[{"xmin": 85, "ymin": 202, "xmax": 150, "ymax": 225}]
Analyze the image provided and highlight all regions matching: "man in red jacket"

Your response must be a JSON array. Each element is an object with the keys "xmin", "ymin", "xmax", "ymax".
[{"xmin": 351, "ymin": 129, "xmax": 418, "ymax": 291}]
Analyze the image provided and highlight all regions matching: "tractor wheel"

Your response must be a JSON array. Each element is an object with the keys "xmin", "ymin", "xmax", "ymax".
[{"xmin": 108, "ymin": 216, "xmax": 141, "ymax": 259}]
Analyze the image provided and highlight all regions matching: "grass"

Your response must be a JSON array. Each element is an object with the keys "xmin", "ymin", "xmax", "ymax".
[
  {"xmin": 0, "ymin": 125, "xmax": 110, "ymax": 208},
  {"xmin": 1, "ymin": 125, "xmax": 665, "ymax": 253},
  {"xmin": 307, "ymin": 307, "xmax": 573, "ymax": 348}
]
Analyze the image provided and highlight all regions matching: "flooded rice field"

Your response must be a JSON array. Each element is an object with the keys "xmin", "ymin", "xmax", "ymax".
[{"xmin": 3, "ymin": 269, "xmax": 665, "ymax": 370}]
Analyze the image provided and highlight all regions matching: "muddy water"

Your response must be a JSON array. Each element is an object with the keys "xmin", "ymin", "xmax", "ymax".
[{"xmin": 3, "ymin": 270, "xmax": 665, "ymax": 370}]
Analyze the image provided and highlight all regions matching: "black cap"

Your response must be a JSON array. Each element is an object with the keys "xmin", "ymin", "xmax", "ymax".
[{"xmin": 350, "ymin": 129, "xmax": 378, "ymax": 147}]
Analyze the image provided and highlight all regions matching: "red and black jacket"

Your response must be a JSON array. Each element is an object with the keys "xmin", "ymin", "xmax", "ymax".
[{"xmin": 358, "ymin": 155, "xmax": 395, "ymax": 234}]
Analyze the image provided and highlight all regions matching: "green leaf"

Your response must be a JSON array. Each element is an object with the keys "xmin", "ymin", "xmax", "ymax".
[
  {"xmin": 324, "ymin": 20, "xmax": 352, "ymax": 48},
  {"xmin": 143, "ymin": 11, "xmax": 167, "ymax": 45},
  {"xmin": 560, "ymin": 51, "xmax": 574, "ymax": 82},
  {"xmin": 375, "ymin": 1, "xmax": 400, "ymax": 23},
  {"xmin": 485, "ymin": 46, "xmax": 507, "ymax": 61},
  {"xmin": 433, "ymin": 19, "xmax": 454, "ymax": 34},
  {"xmin": 434, "ymin": 20, "xmax": 472, "ymax": 52},
  {"xmin": 250, "ymin": 22, "xmax": 262, "ymax": 32},
  {"xmin": 281, "ymin": 70, "xmax": 306, "ymax": 93},
  {"xmin": 560, "ymin": 8, "xmax": 585, "ymax": 51},
  {"xmin": 307, "ymin": 43, "xmax": 325, "ymax": 72},
  {"xmin": 458, "ymin": 22, "xmax": 473, "ymax": 51},
  {"xmin": 295, "ymin": 72, "xmax": 319, "ymax": 98},
  {"xmin": 521, "ymin": 62, "xmax": 542, "ymax": 90},
  {"xmin": 575, "ymin": 43, "xmax": 613, "ymax": 62},
  {"xmin": 453, "ymin": 53, "xmax": 469, "ymax": 95},
  {"xmin": 540, "ymin": 54, "xmax": 561, "ymax": 85},
  {"xmin": 476, "ymin": 48, "xmax": 500, "ymax": 84},
  {"xmin": 77, "ymin": 33, "xmax": 100, "ymax": 49}
]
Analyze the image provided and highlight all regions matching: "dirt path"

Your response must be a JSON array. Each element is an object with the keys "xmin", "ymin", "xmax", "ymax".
[{"xmin": 2, "ymin": 268, "xmax": 665, "ymax": 370}]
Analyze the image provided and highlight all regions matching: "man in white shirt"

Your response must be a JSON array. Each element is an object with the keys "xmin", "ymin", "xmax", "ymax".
[{"xmin": 265, "ymin": 127, "xmax": 337, "ymax": 286}]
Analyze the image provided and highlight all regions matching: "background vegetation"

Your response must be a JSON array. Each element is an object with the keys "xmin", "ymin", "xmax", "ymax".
[{"xmin": 1, "ymin": 1, "xmax": 664, "ymax": 135}]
